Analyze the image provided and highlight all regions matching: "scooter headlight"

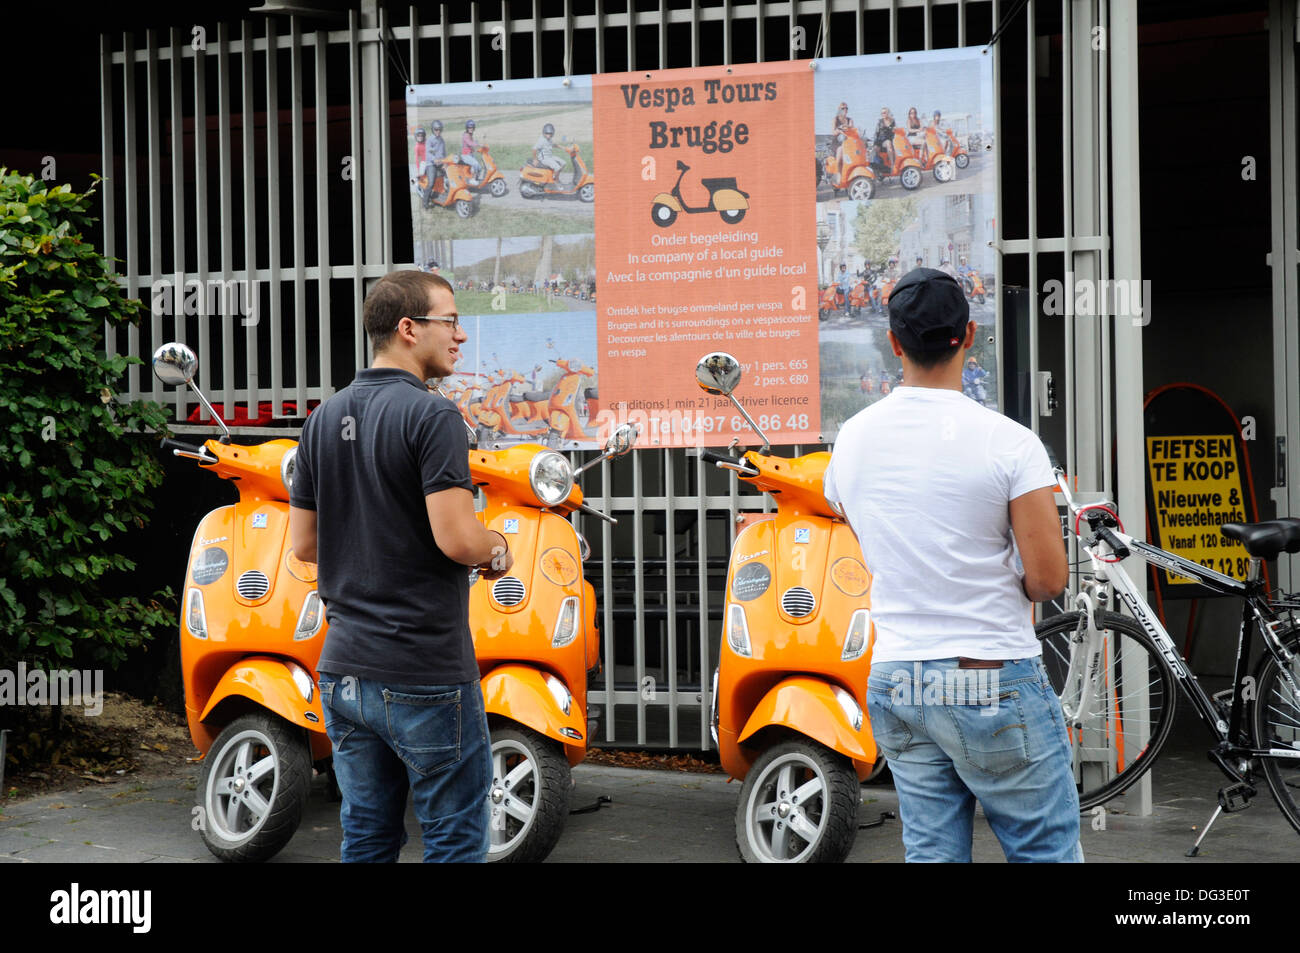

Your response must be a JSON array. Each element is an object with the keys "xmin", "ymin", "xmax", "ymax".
[
  {"xmin": 294, "ymin": 590, "xmax": 324, "ymax": 640},
  {"xmin": 833, "ymin": 686, "xmax": 864, "ymax": 732},
  {"xmin": 280, "ymin": 446, "xmax": 297, "ymax": 494},
  {"xmin": 545, "ymin": 674, "xmax": 572, "ymax": 716},
  {"xmin": 552, "ymin": 595, "xmax": 580, "ymax": 648},
  {"xmin": 725, "ymin": 603, "xmax": 751, "ymax": 657},
  {"xmin": 185, "ymin": 587, "xmax": 208, "ymax": 638},
  {"xmin": 529, "ymin": 450, "xmax": 574, "ymax": 507},
  {"xmin": 842, "ymin": 608, "xmax": 871, "ymax": 661}
]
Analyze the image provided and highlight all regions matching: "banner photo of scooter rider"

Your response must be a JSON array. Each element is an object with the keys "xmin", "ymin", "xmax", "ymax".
[
  {"xmin": 404, "ymin": 46, "xmax": 995, "ymax": 448},
  {"xmin": 814, "ymin": 47, "xmax": 997, "ymax": 436}
]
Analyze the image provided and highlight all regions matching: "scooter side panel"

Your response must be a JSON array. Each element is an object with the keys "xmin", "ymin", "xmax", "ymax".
[
  {"xmin": 737, "ymin": 676, "xmax": 877, "ymax": 780},
  {"xmin": 198, "ymin": 657, "xmax": 324, "ymax": 737},
  {"xmin": 482, "ymin": 664, "xmax": 587, "ymax": 765}
]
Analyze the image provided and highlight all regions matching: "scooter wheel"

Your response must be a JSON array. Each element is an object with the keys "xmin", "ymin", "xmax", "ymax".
[
  {"xmin": 651, "ymin": 203, "xmax": 677, "ymax": 227},
  {"xmin": 900, "ymin": 167, "xmax": 922, "ymax": 190},
  {"xmin": 487, "ymin": 726, "xmax": 572, "ymax": 863},
  {"xmin": 933, "ymin": 158, "xmax": 955, "ymax": 183},
  {"xmin": 456, "ymin": 198, "xmax": 477, "ymax": 218},
  {"xmin": 736, "ymin": 740, "xmax": 859, "ymax": 863},
  {"xmin": 579, "ymin": 183, "xmax": 595, "ymax": 203},
  {"xmin": 488, "ymin": 177, "xmax": 508, "ymax": 197},
  {"xmin": 848, "ymin": 177, "xmax": 874, "ymax": 202},
  {"xmin": 519, "ymin": 182, "xmax": 541, "ymax": 199},
  {"xmin": 955, "ymin": 152, "xmax": 970, "ymax": 169},
  {"xmin": 719, "ymin": 207, "xmax": 746, "ymax": 225},
  {"xmin": 197, "ymin": 713, "xmax": 313, "ymax": 862}
]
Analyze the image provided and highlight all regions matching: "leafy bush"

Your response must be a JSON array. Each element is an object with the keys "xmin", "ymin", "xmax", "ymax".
[{"xmin": 0, "ymin": 168, "xmax": 174, "ymax": 677}]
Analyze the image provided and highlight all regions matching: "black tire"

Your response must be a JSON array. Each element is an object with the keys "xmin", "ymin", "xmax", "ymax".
[
  {"xmin": 864, "ymin": 755, "xmax": 891, "ymax": 785},
  {"xmin": 197, "ymin": 713, "xmax": 312, "ymax": 862},
  {"xmin": 488, "ymin": 177, "xmax": 508, "ymax": 197},
  {"xmin": 1251, "ymin": 631, "xmax": 1300, "ymax": 833},
  {"xmin": 579, "ymin": 183, "xmax": 595, "ymax": 203},
  {"xmin": 719, "ymin": 207, "xmax": 746, "ymax": 225},
  {"xmin": 487, "ymin": 726, "xmax": 571, "ymax": 863},
  {"xmin": 1036, "ymin": 610, "xmax": 1178, "ymax": 810},
  {"xmin": 735, "ymin": 740, "xmax": 859, "ymax": 863},
  {"xmin": 651, "ymin": 202, "xmax": 677, "ymax": 227},
  {"xmin": 900, "ymin": 166, "xmax": 922, "ymax": 190},
  {"xmin": 955, "ymin": 152, "xmax": 970, "ymax": 169}
]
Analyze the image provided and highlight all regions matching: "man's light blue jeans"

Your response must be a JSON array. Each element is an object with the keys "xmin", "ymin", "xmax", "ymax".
[
  {"xmin": 318, "ymin": 673, "xmax": 492, "ymax": 863},
  {"xmin": 866, "ymin": 656, "xmax": 1083, "ymax": 863}
]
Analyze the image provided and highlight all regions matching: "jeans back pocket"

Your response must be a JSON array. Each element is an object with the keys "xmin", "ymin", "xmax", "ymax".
[{"xmin": 383, "ymin": 687, "xmax": 462, "ymax": 776}]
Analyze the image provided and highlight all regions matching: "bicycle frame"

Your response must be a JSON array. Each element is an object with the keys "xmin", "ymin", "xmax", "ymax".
[{"xmin": 1055, "ymin": 470, "xmax": 1300, "ymax": 773}]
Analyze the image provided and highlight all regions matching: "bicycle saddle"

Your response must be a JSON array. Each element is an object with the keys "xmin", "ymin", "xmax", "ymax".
[{"xmin": 1220, "ymin": 519, "xmax": 1300, "ymax": 559}]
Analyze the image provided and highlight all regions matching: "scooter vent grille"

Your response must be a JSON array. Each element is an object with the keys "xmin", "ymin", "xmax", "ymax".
[
  {"xmin": 492, "ymin": 576, "xmax": 526, "ymax": 607},
  {"xmin": 236, "ymin": 570, "xmax": 271, "ymax": 600},
  {"xmin": 781, "ymin": 586, "xmax": 816, "ymax": 618}
]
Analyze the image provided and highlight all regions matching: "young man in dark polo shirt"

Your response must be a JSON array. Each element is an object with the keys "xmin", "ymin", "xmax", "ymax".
[{"xmin": 289, "ymin": 270, "xmax": 512, "ymax": 863}]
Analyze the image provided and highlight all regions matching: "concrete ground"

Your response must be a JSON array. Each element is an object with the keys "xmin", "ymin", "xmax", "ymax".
[{"xmin": 1, "ymin": 719, "xmax": 1296, "ymax": 863}]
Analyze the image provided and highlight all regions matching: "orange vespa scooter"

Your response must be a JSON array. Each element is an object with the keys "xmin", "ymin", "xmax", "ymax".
[
  {"xmin": 519, "ymin": 141, "xmax": 595, "ymax": 203},
  {"xmin": 696, "ymin": 352, "xmax": 880, "ymax": 863},
  {"xmin": 468, "ymin": 423, "xmax": 639, "ymax": 861},
  {"xmin": 821, "ymin": 125, "xmax": 877, "ymax": 201},
  {"xmin": 542, "ymin": 357, "xmax": 597, "ymax": 448},
  {"xmin": 152, "ymin": 343, "xmax": 330, "ymax": 863}
]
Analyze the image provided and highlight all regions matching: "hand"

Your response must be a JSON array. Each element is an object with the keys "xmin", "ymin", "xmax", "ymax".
[{"xmin": 477, "ymin": 544, "xmax": 514, "ymax": 581}]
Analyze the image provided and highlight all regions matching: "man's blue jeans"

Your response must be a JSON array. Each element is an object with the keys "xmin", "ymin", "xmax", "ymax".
[
  {"xmin": 866, "ymin": 656, "xmax": 1083, "ymax": 863},
  {"xmin": 318, "ymin": 673, "xmax": 492, "ymax": 863}
]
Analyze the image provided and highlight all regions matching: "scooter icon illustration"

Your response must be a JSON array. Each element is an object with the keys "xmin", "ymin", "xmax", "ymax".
[{"xmin": 651, "ymin": 160, "xmax": 750, "ymax": 227}]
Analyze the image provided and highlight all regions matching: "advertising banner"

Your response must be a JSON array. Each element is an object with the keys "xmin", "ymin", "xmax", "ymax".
[{"xmin": 406, "ymin": 47, "xmax": 995, "ymax": 449}]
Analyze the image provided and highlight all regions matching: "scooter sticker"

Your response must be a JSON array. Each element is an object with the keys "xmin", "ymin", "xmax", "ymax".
[
  {"xmin": 251, "ymin": 513, "xmax": 268, "ymax": 528},
  {"xmin": 830, "ymin": 556, "xmax": 870, "ymax": 598},
  {"xmin": 191, "ymin": 547, "xmax": 229, "ymax": 586},
  {"xmin": 540, "ymin": 547, "xmax": 580, "ymax": 587},
  {"xmin": 503, "ymin": 518, "xmax": 519, "ymax": 534},
  {"xmin": 794, "ymin": 528, "xmax": 810, "ymax": 543},
  {"xmin": 285, "ymin": 549, "xmax": 318, "ymax": 584},
  {"xmin": 732, "ymin": 561, "xmax": 772, "ymax": 602}
]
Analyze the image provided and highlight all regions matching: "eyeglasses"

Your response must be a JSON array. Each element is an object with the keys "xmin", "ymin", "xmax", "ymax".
[{"xmin": 408, "ymin": 315, "xmax": 460, "ymax": 330}]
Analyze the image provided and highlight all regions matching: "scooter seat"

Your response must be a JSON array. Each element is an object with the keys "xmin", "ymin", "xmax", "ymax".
[
  {"xmin": 508, "ymin": 394, "xmax": 527, "ymax": 403},
  {"xmin": 700, "ymin": 177, "xmax": 739, "ymax": 192},
  {"xmin": 1220, "ymin": 519, "xmax": 1300, "ymax": 559},
  {"xmin": 523, "ymin": 390, "xmax": 548, "ymax": 402},
  {"xmin": 583, "ymin": 386, "xmax": 598, "ymax": 400}
]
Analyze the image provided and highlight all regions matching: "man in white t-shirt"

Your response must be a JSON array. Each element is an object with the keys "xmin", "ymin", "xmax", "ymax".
[{"xmin": 824, "ymin": 267, "xmax": 1079, "ymax": 863}]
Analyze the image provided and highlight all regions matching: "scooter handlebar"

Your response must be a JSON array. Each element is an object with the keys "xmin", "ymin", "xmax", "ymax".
[{"xmin": 160, "ymin": 437, "xmax": 205, "ymax": 455}]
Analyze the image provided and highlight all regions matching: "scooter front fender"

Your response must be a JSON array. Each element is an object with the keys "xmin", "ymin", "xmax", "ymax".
[
  {"xmin": 198, "ymin": 657, "xmax": 329, "ymax": 759},
  {"xmin": 711, "ymin": 188, "xmax": 749, "ymax": 211},
  {"xmin": 482, "ymin": 664, "xmax": 586, "ymax": 765},
  {"xmin": 449, "ymin": 187, "xmax": 475, "ymax": 203},
  {"xmin": 651, "ymin": 193, "xmax": 682, "ymax": 211},
  {"xmin": 738, "ymin": 676, "xmax": 876, "ymax": 780}
]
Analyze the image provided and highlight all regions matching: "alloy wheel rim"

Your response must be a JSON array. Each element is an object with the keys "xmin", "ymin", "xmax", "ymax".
[{"xmin": 206, "ymin": 729, "xmax": 280, "ymax": 843}]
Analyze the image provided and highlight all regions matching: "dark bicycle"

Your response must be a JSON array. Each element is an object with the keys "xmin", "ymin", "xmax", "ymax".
[{"xmin": 1042, "ymin": 468, "xmax": 1300, "ymax": 855}]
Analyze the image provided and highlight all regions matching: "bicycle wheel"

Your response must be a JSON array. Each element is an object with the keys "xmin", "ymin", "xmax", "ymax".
[
  {"xmin": 1036, "ymin": 610, "xmax": 1178, "ymax": 809},
  {"xmin": 1251, "ymin": 632, "xmax": 1300, "ymax": 833}
]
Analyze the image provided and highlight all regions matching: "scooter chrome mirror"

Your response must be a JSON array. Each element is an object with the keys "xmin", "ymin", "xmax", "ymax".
[
  {"xmin": 695, "ymin": 351, "xmax": 742, "ymax": 396},
  {"xmin": 605, "ymin": 422, "xmax": 639, "ymax": 457},
  {"xmin": 152, "ymin": 342, "xmax": 232, "ymax": 444},
  {"xmin": 153, "ymin": 342, "xmax": 198, "ymax": 387},
  {"xmin": 574, "ymin": 422, "xmax": 639, "ymax": 478},
  {"xmin": 694, "ymin": 351, "xmax": 770, "ymax": 454}
]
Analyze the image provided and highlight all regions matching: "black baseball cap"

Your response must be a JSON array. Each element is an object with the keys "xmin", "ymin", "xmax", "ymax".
[{"xmin": 888, "ymin": 267, "xmax": 970, "ymax": 352}]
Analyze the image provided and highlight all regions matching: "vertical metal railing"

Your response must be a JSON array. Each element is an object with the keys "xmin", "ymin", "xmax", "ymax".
[{"xmin": 99, "ymin": 0, "xmax": 1125, "ymax": 752}]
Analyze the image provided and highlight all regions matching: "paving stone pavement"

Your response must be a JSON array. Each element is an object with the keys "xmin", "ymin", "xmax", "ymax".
[{"xmin": 1, "ymin": 724, "xmax": 1296, "ymax": 863}]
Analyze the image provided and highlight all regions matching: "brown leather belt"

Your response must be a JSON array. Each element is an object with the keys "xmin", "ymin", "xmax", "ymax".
[{"xmin": 957, "ymin": 657, "xmax": 1004, "ymax": 669}]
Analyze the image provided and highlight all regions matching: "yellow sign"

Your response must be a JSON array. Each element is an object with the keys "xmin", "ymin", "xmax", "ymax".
[{"xmin": 1145, "ymin": 435, "xmax": 1249, "ymax": 585}]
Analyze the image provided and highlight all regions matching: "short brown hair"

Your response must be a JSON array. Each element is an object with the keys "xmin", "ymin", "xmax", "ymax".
[{"xmin": 363, "ymin": 270, "xmax": 454, "ymax": 352}]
